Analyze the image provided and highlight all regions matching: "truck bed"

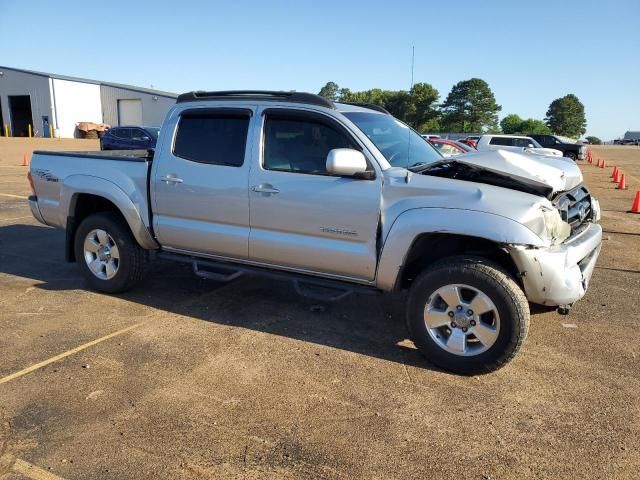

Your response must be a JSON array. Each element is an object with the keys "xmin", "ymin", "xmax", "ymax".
[
  {"xmin": 32, "ymin": 149, "xmax": 154, "ymax": 162},
  {"xmin": 29, "ymin": 149, "xmax": 153, "ymax": 233}
]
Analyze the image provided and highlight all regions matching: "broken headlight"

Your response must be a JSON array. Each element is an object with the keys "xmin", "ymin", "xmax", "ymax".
[{"xmin": 541, "ymin": 207, "xmax": 571, "ymax": 245}]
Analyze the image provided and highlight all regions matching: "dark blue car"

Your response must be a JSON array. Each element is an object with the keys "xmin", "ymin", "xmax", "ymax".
[{"xmin": 100, "ymin": 126, "xmax": 160, "ymax": 150}]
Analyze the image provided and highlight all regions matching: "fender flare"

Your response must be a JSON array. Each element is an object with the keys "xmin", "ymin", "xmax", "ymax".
[
  {"xmin": 375, "ymin": 208, "xmax": 545, "ymax": 290},
  {"xmin": 60, "ymin": 175, "xmax": 159, "ymax": 250}
]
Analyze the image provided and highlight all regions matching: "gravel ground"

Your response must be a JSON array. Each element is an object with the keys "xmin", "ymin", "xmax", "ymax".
[{"xmin": 0, "ymin": 138, "xmax": 638, "ymax": 479}]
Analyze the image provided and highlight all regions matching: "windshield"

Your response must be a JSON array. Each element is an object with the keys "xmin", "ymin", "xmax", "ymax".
[
  {"xmin": 343, "ymin": 112, "xmax": 443, "ymax": 169},
  {"xmin": 146, "ymin": 127, "xmax": 160, "ymax": 140}
]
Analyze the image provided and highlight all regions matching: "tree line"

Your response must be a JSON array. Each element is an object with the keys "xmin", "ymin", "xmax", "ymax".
[{"xmin": 318, "ymin": 79, "xmax": 587, "ymax": 139}]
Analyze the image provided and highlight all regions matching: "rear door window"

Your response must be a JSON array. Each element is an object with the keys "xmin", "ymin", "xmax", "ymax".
[
  {"xmin": 489, "ymin": 137, "xmax": 512, "ymax": 146},
  {"xmin": 131, "ymin": 129, "xmax": 148, "ymax": 141},
  {"xmin": 173, "ymin": 110, "xmax": 251, "ymax": 167}
]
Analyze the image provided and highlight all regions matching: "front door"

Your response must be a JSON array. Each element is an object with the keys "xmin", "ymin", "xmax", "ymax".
[
  {"xmin": 152, "ymin": 107, "xmax": 254, "ymax": 259},
  {"xmin": 248, "ymin": 108, "xmax": 381, "ymax": 281}
]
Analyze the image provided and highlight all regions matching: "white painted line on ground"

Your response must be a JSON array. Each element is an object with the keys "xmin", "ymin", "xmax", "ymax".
[
  {"xmin": 0, "ymin": 322, "xmax": 146, "ymax": 386},
  {"xmin": 12, "ymin": 458, "xmax": 67, "ymax": 480},
  {"xmin": 0, "ymin": 215, "xmax": 33, "ymax": 222},
  {"xmin": 0, "ymin": 192, "xmax": 28, "ymax": 199}
]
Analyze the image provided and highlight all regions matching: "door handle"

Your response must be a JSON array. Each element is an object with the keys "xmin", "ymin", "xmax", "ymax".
[
  {"xmin": 160, "ymin": 175, "xmax": 183, "ymax": 184},
  {"xmin": 251, "ymin": 184, "xmax": 280, "ymax": 194}
]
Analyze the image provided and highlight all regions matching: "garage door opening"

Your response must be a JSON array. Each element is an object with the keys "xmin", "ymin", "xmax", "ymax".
[
  {"xmin": 9, "ymin": 95, "xmax": 33, "ymax": 137},
  {"xmin": 118, "ymin": 99, "xmax": 142, "ymax": 126}
]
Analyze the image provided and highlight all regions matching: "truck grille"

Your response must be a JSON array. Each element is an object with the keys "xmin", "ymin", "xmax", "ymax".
[{"xmin": 555, "ymin": 185, "xmax": 592, "ymax": 232}]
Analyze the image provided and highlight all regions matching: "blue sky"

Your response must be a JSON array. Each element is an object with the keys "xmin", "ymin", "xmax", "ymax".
[{"xmin": 1, "ymin": 0, "xmax": 638, "ymax": 139}]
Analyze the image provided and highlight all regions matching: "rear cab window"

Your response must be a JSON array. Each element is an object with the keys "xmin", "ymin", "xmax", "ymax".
[{"xmin": 173, "ymin": 109, "xmax": 251, "ymax": 166}]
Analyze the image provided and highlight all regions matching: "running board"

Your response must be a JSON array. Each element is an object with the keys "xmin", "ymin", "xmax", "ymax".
[{"xmin": 157, "ymin": 252, "xmax": 381, "ymax": 301}]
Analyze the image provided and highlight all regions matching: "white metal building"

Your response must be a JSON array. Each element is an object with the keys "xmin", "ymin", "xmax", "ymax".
[{"xmin": 0, "ymin": 66, "xmax": 177, "ymax": 138}]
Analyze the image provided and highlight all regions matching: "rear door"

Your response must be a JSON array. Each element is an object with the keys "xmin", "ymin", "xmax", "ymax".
[
  {"xmin": 248, "ymin": 108, "xmax": 381, "ymax": 281},
  {"xmin": 152, "ymin": 107, "xmax": 255, "ymax": 259}
]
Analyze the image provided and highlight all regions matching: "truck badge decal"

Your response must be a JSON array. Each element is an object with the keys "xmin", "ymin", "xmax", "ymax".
[{"xmin": 321, "ymin": 227, "xmax": 358, "ymax": 237}]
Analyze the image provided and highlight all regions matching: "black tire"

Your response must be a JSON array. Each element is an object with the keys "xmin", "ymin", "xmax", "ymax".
[
  {"xmin": 565, "ymin": 151, "xmax": 577, "ymax": 161},
  {"xmin": 74, "ymin": 212, "xmax": 146, "ymax": 293},
  {"xmin": 406, "ymin": 256, "xmax": 529, "ymax": 375}
]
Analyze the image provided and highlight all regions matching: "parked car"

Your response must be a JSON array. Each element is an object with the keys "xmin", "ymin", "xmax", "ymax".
[
  {"xmin": 476, "ymin": 134, "xmax": 563, "ymax": 158},
  {"xmin": 27, "ymin": 90, "xmax": 602, "ymax": 375},
  {"xmin": 529, "ymin": 134, "xmax": 586, "ymax": 161},
  {"xmin": 429, "ymin": 139, "xmax": 473, "ymax": 157},
  {"xmin": 100, "ymin": 126, "xmax": 160, "ymax": 150},
  {"xmin": 459, "ymin": 136, "xmax": 480, "ymax": 148}
]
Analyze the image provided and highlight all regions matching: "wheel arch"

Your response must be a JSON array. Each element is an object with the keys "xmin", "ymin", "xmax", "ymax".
[
  {"xmin": 375, "ymin": 208, "xmax": 543, "ymax": 291},
  {"xmin": 396, "ymin": 233, "xmax": 522, "ymax": 291},
  {"xmin": 62, "ymin": 176, "xmax": 158, "ymax": 261}
]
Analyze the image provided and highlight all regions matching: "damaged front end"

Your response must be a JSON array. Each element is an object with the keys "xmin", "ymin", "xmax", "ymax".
[{"xmin": 420, "ymin": 157, "xmax": 602, "ymax": 309}]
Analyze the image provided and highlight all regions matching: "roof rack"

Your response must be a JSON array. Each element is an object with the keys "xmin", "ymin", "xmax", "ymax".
[
  {"xmin": 176, "ymin": 90, "xmax": 335, "ymax": 109},
  {"xmin": 339, "ymin": 102, "xmax": 390, "ymax": 115}
]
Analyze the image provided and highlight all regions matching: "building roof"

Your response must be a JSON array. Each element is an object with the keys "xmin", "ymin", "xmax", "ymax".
[
  {"xmin": 0, "ymin": 65, "xmax": 177, "ymax": 99},
  {"xmin": 624, "ymin": 131, "xmax": 640, "ymax": 139}
]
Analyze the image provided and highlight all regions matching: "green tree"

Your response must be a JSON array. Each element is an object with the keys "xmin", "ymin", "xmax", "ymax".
[
  {"xmin": 500, "ymin": 114, "xmax": 523, "ymax": 134},
  {"xmin": 407, "ymin": 82, "xmax": 440, "ymax": 130},
  {"xmin": 500, "ymin": 115, "xmax": 551, "ymax": 135},
  {"xmin": 545, "ymin": 94, "xmax": 587, "ymax": 137},
  {"xmin": 440, "ymin": 78, "xmax": 501, "ymax": 133},
  {"xmin": 519, "ymin": 118, "xmax": 552, "ymax": 135},
  {"xmin": 318, "ymin": 81, "xmax": 340, "ymax": 100},
  {"xmin": 337, "ymin": 83, "xmax": 440, "ymax": 130},
  {"xmin": 585, "ymin": 135, "xmax": 602, "ymax": 145}
]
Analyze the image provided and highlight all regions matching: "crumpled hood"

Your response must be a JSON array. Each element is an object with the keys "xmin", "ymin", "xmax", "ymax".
[{"xmin": 443, "ymin": 149, "xmax": 583, "ymax": 195}]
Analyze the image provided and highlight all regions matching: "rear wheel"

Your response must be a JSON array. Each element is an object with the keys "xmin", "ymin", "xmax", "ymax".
[
  {"xmin": 406, "ymin": 256, "xmax": 529, "ymax": 375},
  {"xmin": 74, "ymin": 212, "xmax": 146, "ymax": 293},
  {"xmin": 565, "ymin": 151, "xmax": 577, "ymax": 161}
]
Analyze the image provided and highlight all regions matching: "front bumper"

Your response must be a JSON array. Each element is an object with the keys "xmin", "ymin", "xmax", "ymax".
[
  {"xmin": 28, "ymin": 195, "xmax": 47, "ymax": 225},
  {"xmin": 509, "ymin": 222, "xmax": 602, "ymax": 306},
  {"xmin": 578, "ymin": 149, "xmax": 586, "ymax": 160}
]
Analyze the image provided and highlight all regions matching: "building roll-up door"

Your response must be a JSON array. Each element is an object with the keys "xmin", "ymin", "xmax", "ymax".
[{"xmin": 117, "ymin": 99, "xmax": 142, "ymax": 125}]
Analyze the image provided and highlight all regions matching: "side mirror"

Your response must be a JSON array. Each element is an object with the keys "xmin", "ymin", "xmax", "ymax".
[
  {"xmin": 527, "ymin": 143, "xmax": 535, "ymax": 148},
  {"xmin": 326, "ymin": 149, "xmax": 369, "ymax": 177},
  {"xmin": 141, "ymin": 136, "xmax": 151, "ymax": 141}
]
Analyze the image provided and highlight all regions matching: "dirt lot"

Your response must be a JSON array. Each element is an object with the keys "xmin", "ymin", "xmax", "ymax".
[{"xmin": 0, "ymin": 138, "xmax": 639, "ymax": 479}]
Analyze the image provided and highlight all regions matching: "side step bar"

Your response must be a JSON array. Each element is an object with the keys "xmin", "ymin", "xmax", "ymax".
[{"xmin": 157, "ymin": 252, "xmax": 381, "ymax": 302}]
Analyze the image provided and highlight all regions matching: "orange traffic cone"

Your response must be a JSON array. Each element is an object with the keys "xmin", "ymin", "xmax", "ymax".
[
  {"xmin": 612, "ymin": 168, "xmax": 621, "ymax": 183},
  {"xmin": 596, "ymin": 159, "xmax": 601, "ymax": 167},
  {"xmin": 630, "ymin": 191, "xmax": 640, "ymax": 213},
  {"xmin": 600, "ymin": 159, "xmax": 606, "ymax": 168},
  {"xmin": 22, "ymin": 153, "xmax": 29, "ymax": 166},
  {"xmin": 611, "ymin": 166, "xmax": 618, "ymax": 178},
  {"xmin": 617, "ymin": 174, "xmax": 627, "ymax": 190}
]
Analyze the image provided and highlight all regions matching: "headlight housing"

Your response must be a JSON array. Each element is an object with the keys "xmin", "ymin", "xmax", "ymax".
[
  {"xmin": 525, "ymin": 206, "xmax": 572, "ymax": 245},
  {"xmin": 541, "ymin": 207, "xmax": 571, "ymax": 245}
]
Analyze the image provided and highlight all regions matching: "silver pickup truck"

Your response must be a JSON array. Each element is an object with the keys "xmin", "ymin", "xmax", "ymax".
[{"xmin": 27, "ymin": 90, "xmax": 602, "ymax": 374}]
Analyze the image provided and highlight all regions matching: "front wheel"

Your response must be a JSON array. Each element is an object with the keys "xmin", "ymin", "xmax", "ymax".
[
  {"xmin": 564, "ymin": 151, "xmax": 577, "ymax": 161},
  {"xmin": 74, "ymin": 212, "xmax": 146, "ymax": 293},
  {"xmin": 406, "ymin": 256, "xmax": 529, "ymax": 375}
]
